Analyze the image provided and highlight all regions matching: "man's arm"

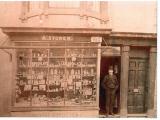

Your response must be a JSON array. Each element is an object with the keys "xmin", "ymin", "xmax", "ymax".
[
  {"xmin": 114, "ymin": 75, "xmax": 119, "ymax": 90},
  {"xmin": 101, "ymin": 76, "xmax": 107, "ymax": 89}
]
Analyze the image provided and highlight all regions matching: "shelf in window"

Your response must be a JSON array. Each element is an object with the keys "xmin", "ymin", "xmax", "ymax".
[
  {"xmin": 49, "ymin": 56, "xmax": 65, "ymax": 59},
  {"xmin": 32, "ymin": 57, "xmax": 48, "ymax": 59},
  {"xmin": 72, "ymin": 78, "xmax": 81, "ymax": 80},
  {"xmin": 48, "ymin": 74, "xmax": 64, "ymax": 76},
  {"xmin": 17, "ymin": 56, "xmax": 30, "ymax": 59},
  {"xmin": 82, "ymin": 74, "xmax": 96, "ymax": 77},
  {"xmin": 18, "ymin": 66, "xmax": 32, "ymax": 68},
  {"xmin": 66, "ymin": 66, "xmax": 81, "ymax": 68},
  {"xmin": 32, "ymin": 66, "xmax": 48, "ymax": 68},
  {"xmin": 82, "ymin": 56, "xmax": 97, "ymax": 59},
  {"xmin": 49, "ymin": 66, "xmax": 65, "ymax": 68},
  {"xmin": 32, "ymin": 91, "xmax": 47, "ymax": 92},
  {"xmin": 66, "ymin": 56, "xmax": 81, "ymax": 58},
  {"xmin": 81, "ymin": 65, "xmax": 96, "ymax": 68}
]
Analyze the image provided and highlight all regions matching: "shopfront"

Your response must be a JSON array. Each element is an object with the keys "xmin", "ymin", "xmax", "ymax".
[
  {"xmin": 0, "ymin": 27, "xmax": 157, "ymax": 117},
  {"xmin": 13, "ymin": 35, "xmax": 101, "ymax": 108}
]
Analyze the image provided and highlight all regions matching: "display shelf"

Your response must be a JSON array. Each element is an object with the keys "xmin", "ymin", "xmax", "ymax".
[
  {"xmin": 15, "ymin": 43, "xmax": 98, "ymax": 107},
  {"xmin": 49, "ymin": 56, "xmax": 65, "ymax": 59}
]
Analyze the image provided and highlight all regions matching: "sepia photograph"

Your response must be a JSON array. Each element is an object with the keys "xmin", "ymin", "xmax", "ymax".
[{"xmin": 0, "ymin": 0, "xmax": 157, "ymax": 118}]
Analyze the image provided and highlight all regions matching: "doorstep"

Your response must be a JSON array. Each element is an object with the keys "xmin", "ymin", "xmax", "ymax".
[
  {"xmin": 127, "ymin": 114, "xmax": 147, "ymax": 118},
  {"xmin": 99, "ymin": 114, "xmax": 120, "ymax": 118},
  {"xmin": 99, "ymin": 113, "xmax": 148, "ymax": 118}
]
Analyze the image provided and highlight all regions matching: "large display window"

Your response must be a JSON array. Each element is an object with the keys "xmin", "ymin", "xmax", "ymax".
[{"xmin": 14, "ymin": 39, "xmax": 99, "ymax": 107}]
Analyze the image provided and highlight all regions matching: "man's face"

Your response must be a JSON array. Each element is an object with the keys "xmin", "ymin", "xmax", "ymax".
[{"xmin": 109, "ymin": 70, "xmax": 113, "ymax": 75}]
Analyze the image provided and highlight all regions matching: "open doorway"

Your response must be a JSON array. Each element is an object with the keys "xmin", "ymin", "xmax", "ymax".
[{"xmin": 99, "ymin": 56, "xmax": 121, "ymax": 115}]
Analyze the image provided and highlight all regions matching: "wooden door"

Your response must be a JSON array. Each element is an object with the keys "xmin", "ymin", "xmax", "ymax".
[{"xmin": 128, "ymin": 58, "xmax": 148, "ymax": 113}]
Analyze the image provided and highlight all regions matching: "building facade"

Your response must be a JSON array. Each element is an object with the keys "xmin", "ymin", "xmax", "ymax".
[{"xmin": 0, "ymin": 1, "xmax": 157, "ymax": 117}]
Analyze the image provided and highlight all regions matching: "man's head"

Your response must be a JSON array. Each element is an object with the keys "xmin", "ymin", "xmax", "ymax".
[{"xmin": 108, "ymin": 66, "xmax": 114, "ymax": 75}]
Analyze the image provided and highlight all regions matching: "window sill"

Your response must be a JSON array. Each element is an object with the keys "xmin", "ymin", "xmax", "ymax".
[{"xmin": 11, "ymin": 106, "xmax": 99, "ymax": 112}]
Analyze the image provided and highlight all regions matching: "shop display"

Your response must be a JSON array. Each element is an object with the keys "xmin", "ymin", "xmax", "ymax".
[{"xmin": 15, "ymin": 43, "xmax": 98, "ymax": 107}]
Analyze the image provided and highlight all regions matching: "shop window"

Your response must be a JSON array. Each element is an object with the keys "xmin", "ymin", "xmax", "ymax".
[{"xmin": 14, "ymin": 40, "xmax": 98, "ymax": 107}]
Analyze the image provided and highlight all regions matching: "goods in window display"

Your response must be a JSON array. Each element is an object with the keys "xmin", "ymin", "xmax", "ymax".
[
  {"xmin": 39, "ymin": 79, "xmax": 46, "ymax": 84},
  {"xmin": 24, "ymin": 85, "xmax": 32, "ymax": 91},
  {"xmin": 33, "ymin": 80, "xmax": 39, "ymax": 85},
  {"xmin": 15, "ymin": 42, "xmax": 98, "ymax": 107},
  {"xmin": 32, "ymin": 86, "xmax": 39, "ymax": 91},
  {"xmin": 39, "ymin": 85, "xmax": 46, "ymax": 91}
]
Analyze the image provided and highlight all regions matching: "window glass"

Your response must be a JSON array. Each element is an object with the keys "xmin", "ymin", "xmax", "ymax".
[{"xmin": 14, "ymin": 40, "xmax": 98, "ymax": 107}]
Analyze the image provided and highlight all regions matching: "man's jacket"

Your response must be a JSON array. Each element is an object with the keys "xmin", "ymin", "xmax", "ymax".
[{"xmin": 102, "ymin": 74, "xmax": 119, "ymax": 89}]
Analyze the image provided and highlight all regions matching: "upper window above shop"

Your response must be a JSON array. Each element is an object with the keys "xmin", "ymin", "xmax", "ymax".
[
  {"xmin": 48, "ymin": 1, "xmax": 80, "ymax": 8},
  {"xmin": 87, "ymin": 1, "xmax": 100, "ymax": 12},
  {"xmin": 20, "ymin": 1, "xmax": 108, "ymax": 23}
]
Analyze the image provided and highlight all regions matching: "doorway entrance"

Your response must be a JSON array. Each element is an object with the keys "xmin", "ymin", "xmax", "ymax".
[{"xmin": 99, "ymin": 56, "xmax": 121, "ymax": 115}]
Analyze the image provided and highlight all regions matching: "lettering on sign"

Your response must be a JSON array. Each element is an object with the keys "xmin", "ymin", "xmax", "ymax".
[
  {"xmin": 42, "ymin": 35, "xmax": 73, "ymax": 41},
  {"xmin": 91, "ymin": 37, "xmax": 102, "ymax": 43}
]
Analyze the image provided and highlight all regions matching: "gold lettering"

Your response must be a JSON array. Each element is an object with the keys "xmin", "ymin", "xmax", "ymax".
[
  {"xmin": 52, "ymin": 36, "xmax": 55, "ymax": 40},
  {"xmin": 63, "ymin": 36, "xmax": 66, "ymax": 41},
  {"xmin": 59, "ymin": 37, "xmax": 62, "ymax": 40},
  {"xmin": 42, "ymin": 35, "xmax": 73, "ymax": 41},
  {"xmin": 49, "ymin": 36, "xmax": 51, "ymax": 40},
  {"xmin": 66, "ymin": 36, "xmax": 70, "ymax": 41},
  {"xmin": 42, "ymin": 36, "xmax": 46, "ymax": 40}
]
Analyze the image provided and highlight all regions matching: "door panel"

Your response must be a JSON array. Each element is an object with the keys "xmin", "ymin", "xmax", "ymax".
[{"xmin": 128, "ymin": 58, "xmax": 148, "ymax": 113}]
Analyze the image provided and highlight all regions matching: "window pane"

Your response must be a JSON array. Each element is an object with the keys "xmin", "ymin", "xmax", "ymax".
[
  {"xmin": 65, "ymin": 48, "xmax": 82, "ymax": 105},
  {"xmin": 48, "ymin": 48, "xmax": 65, "ymax": 106},
  {"xmin": 81, "ymin": 48, "xmax": 97, "ymax": 106},
  {"xmin": 15, "ymin": 49, "xmax": 32, "ymax": 107},
  {"xmin": 31, "ymin": 49, "xmax": 48, "ymax": 106}
]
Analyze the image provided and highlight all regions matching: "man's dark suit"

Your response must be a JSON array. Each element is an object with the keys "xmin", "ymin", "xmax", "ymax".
[{"xmin": 102, "ymin": 74, "xmax": 119, "ymax": 115}]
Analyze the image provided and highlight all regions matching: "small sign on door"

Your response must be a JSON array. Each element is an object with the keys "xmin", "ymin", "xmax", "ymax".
[{"xmin": 133, "ymin": 88, "xmax": 139, "ymax": 93}]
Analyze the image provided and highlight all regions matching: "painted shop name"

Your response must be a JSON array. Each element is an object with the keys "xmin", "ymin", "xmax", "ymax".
[{"xmin": 42, "ymin": 35, "xmax": 73, "ymax": 41}]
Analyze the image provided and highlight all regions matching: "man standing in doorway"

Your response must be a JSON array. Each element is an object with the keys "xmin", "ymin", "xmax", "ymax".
[{"xmin": 102, "ymin": 66, "xmax": 119, "ymax": 116}]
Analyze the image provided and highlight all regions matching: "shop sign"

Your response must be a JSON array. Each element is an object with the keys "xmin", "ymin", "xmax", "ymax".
[
  {"xmin": 91, "ymin": 37, "xmax": 102, "ymax": 43},
  {"xmin": 42, "ymin": 35, "xmax": 73, "ymax": 41}
]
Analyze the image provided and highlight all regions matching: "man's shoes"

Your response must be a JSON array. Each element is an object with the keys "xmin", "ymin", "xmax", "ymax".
[
  {"xmin": 105, "ymin": 113, "xmax": 109, "ymax": 117},
  {"xmin": 109, "ymin": 112, "xmax": 114, "ymax": 116}
]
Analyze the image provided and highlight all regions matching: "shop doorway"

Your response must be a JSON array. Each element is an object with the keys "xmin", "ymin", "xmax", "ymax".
[{"xmin": 99, "ymin": 56, "xmax": 121, "ymax": 115}]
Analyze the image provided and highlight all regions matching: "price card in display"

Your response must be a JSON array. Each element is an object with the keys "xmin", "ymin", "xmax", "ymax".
[
  {"xmin": 68, "ymin": 77, "xmax": 73, "ymax": 85},
  {"xmin": 39, "ymin": 79, "xmax": 45, "ymax": 84},
  {"xmin": 48, "ymin": 80, "xmax": 54, "ymax": 84},
  {"xmin": 39, "ymin": 85, "xmax": 46, "ymax": 91},
  {"xmin": 61, "ymin": 82, "xmax": 67, "ymax": 88},
  {"xmin": 28, "ymin": 79, "xmax": 32, "ymax": 84},
  {"xmin": 38, "ymin": 56, "xmax": 43, "ymax": 61},
  {"xmin": 24, "ymin": 85, "xmax": 32, "ymax": 91},
  {"xmin": 69, "ymin": 85, "xmax": 73, "ymax": 90},
  {"xmin": 39, "ymin": 74, "xmax": 43, "ymax": 79},
  {"xmin": 84, "ymin": 88, "xmax": 92, "ymax": 95},
  {"xmin": 27, "ymin": 75, "xmax": 32, "ymax": 79},
  {"xmin": 55, "ymin": 81, "xmax": 60, "ymax": 85},
  {"xmin": 33, "ymin": 80, "xmax": 39, "ymax": 85},
  {"xmin": 76, "ymin": 82, "xmax": 81, "ymax": 86},
  {"xmin": 32, "ymin": 86, "xmax": 39, "ymax": 91}
]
